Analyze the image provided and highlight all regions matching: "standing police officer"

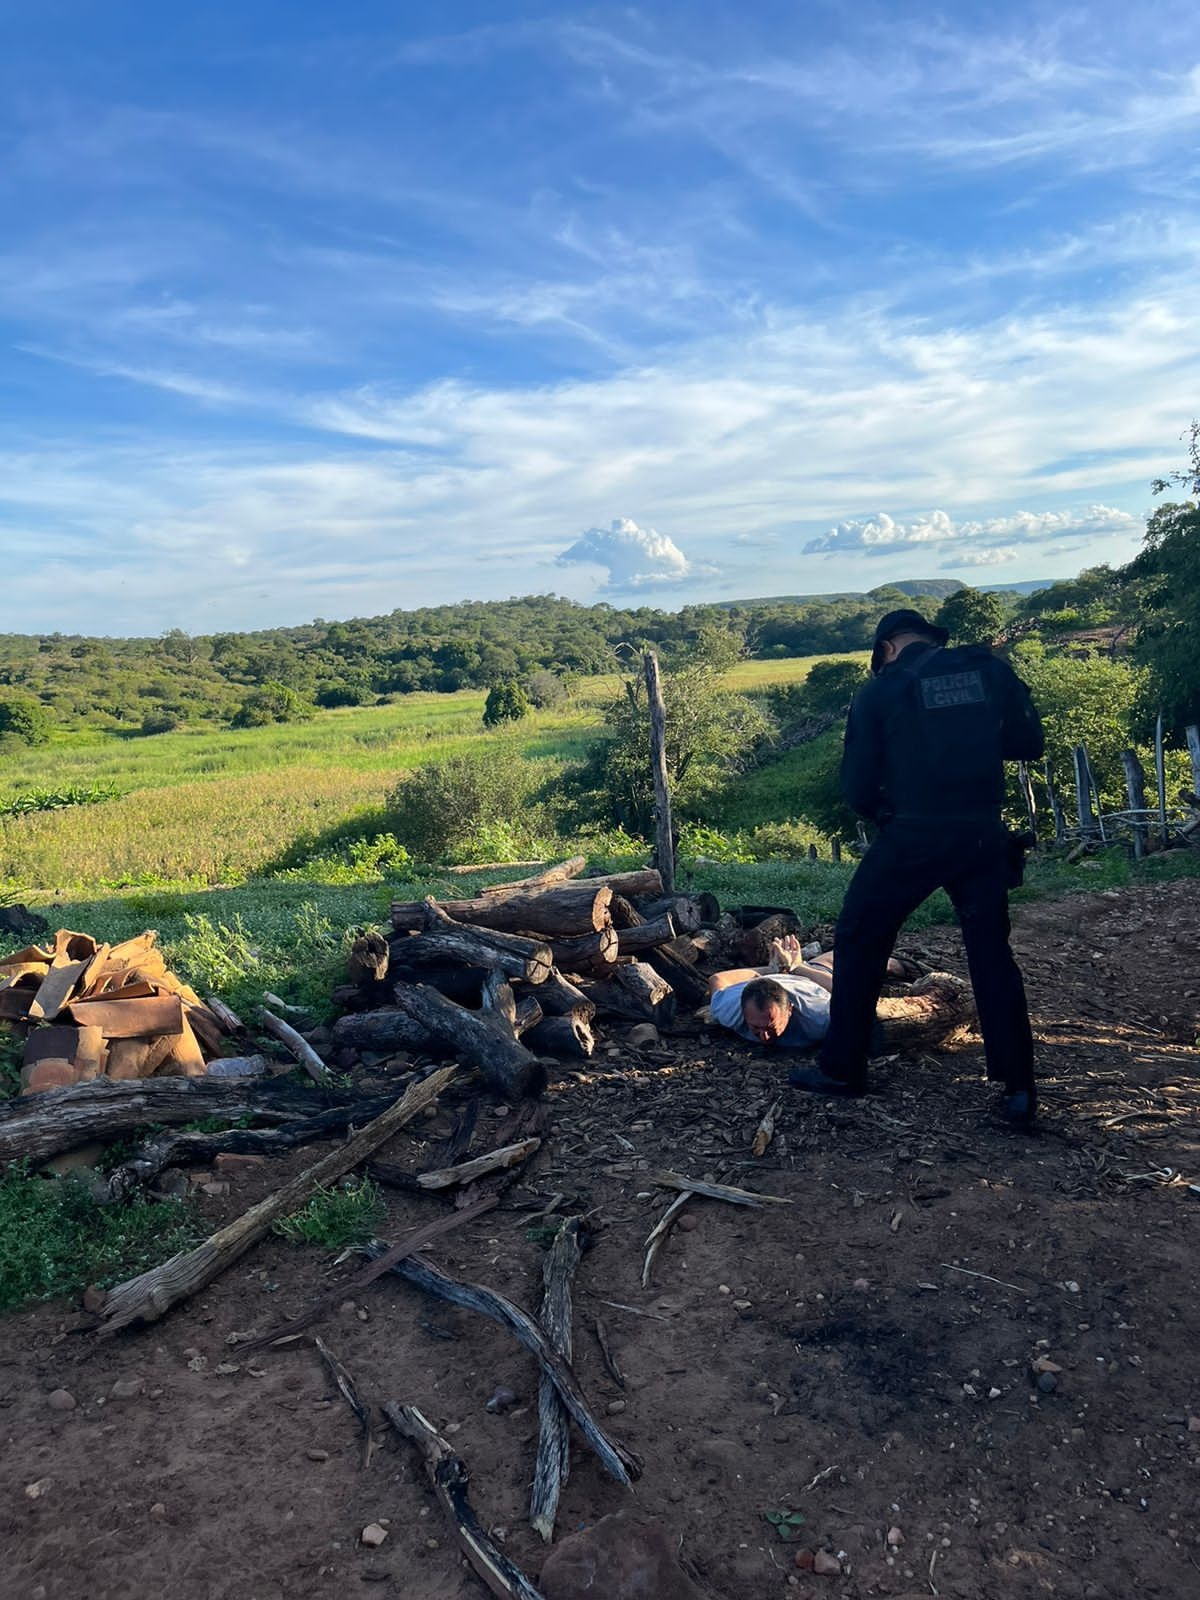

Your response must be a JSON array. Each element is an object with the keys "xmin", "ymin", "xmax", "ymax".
[{"xmin": 789, "ymin": 608, "xmax": 1045, "ymax": 1126}]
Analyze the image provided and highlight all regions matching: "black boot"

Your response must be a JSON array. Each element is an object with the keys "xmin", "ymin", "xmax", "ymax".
[
  {"xmin": 1001, "ymin": 1088, "xmax": 1036, "ymax": 1129},
  {"xmin": 788, "ymin": 1065, "xmax": 866, "ymax": 1097}
]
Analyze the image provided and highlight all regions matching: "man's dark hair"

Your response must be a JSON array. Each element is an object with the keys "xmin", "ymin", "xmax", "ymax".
[{"xmin": 741, "ymin": 977, "xmax": 790, "ymax": 1015}]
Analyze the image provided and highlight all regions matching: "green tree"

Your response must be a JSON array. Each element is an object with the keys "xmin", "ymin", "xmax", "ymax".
[
  {"xmin": 1009, "ymin": 641, "xmax": 1145, "ymax": 809},
  {"xmin": 0, "ymin": 694, "xmax": 52, "ymax": 745},
  {"xmin": 566, "ymin": 630, "xmax": 772, "ymax": 836},
  {"xmin": 1126, "ymin": 498, "xmax": 1200, "ymax": 737},
  {"xmin": 482, "ymin": 679, "xmax": 530, "ymax": 727},
  {"xmin": 230, "ymin": 681, "xmax": 314, "ymax": 728},
  {"xmin": 386, "ymin": 746, "xmax": 545, "ymax": 862},
  {"xmin": 802, "ymin": 658, "xmax": 869, "ymax": 715},
  {"xmin": 935, "ymin": 586, "xmax": 1005, "ymax": 645}
]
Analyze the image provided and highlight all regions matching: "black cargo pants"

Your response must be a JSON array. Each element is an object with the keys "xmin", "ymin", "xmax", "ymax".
[{"xmin": 818, "ymin": 817, "xmax": 1035, "ymax": 1094}]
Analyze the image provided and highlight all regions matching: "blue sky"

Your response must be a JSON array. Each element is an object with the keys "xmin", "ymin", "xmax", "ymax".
[{"xmin": 1, "ymin": 1, "xmax": 1197, "ymax": 633}]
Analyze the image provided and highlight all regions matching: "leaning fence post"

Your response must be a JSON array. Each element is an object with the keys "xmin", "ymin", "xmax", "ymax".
[
  {"xmin": 1044, "ymin": 762, "xmax": 1066, "ymax": 844},
  {"xmin": 1072, "ymin": 745, "xmax": 1099, "ymax": 839},
  {"xmin": 642, "ymin": 651, "xmax": 675, "ymax": 895},
  {"xmin": 1017, "ymin": 761, "xmax": 1038, "ymax": 839},
  {"xmin": 1120, "ymin": 750, "xmax": 1149, "ymax": 859}
]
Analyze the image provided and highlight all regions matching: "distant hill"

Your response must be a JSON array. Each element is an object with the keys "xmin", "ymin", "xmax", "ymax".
[{"xmin": 714, "ymin": 576, "xmax": 1054, "ymax": 608}]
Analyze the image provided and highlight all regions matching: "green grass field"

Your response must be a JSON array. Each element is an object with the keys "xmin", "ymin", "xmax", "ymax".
[{"xmin": 0, "ymin": 658, "xmax": 838, "ymax": 891}]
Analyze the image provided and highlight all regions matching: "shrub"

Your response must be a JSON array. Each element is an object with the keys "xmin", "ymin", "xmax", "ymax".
[
  {"xmin": 386, "ymin": 746, "xmax": 547, "ymax": 862},
  {"xmin": 139, "ymin": 710, "xmax": 181, "ymax": 736},
  {"xmin": 0, "ymin": 694, "xmax": 52, "ymax": 746},
  {"xmin": 483, "ymin": 680, "xmax": 530, "ymax": 727},
  {"xmin": 526, "ymin": 669, "xmax": 567, "ymax": 709}
]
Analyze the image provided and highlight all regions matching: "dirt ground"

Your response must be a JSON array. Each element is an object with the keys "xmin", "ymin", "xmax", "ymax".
[{"xmin": 4, "ymin": 878, "xmax": 1199, "ymax": 1600}]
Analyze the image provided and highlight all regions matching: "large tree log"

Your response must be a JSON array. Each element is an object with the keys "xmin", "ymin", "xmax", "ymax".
[
  {"xmin": 579, "ymin": 868, "xmax": 662, "ymax": 897},
  {"xmin": 395, "ymin": 901, "xmax": 553, "ymax": 983},
  {"xmin": 0, "ymin": 1077, "xmax": 348, "ymax": 1168},
  {"xmin": 522, "ymin": 1013, "xmax": 595, "ymax": 1060},
  {"xmin": 393, "ymin": 984, "xmax": 547, "ymax": 1100},
  {"xmin": 634, "ymin": 894, "xmax": 713, "ymax": 934},
  {"xmin": 875, "ymin": 972, "xmax": 977, "ymax": 1050},
  {"xmin": 386, "ymin": 960, "xmax": 485, "ymax": 1005},
  {"xmin": 331, "ymin": 1009, "xmax": 441, "ymax": 1056},
  {"xmin": 95, "ymin": 1066, "xmax": 458, "ymax": 1333},
  {"xmin": 543, "ymin": 925, "xmax": 619, "ymax": 976},
  {"xmin": 614, "ymin": 913, "xmax": 677, "ymax": 956},
  {"xmin": 530, "ymin": 967, "xmax": 596, "ymax": 1020},
  {"xmin": 391, "ymin": 883, "xmax": 612, "ymax": 937}
]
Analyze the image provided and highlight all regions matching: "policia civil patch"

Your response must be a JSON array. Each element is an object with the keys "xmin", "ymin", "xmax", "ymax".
[{"xmin": 920, "ymin": 669, "xmax": 987, "ymax": 709}]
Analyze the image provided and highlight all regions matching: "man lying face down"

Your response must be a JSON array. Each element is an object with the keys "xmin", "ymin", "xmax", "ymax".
[{"xmin": 707, "ymin": 935, "xmax": 911, "ymax": 1048}]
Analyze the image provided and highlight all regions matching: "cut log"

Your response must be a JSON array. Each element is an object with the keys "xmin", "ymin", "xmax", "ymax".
[
  {"xmin": 614, "ymin": 914, "xmax": 677, "ymax": 956},
  {"xmin": 363, "ymin": 1244, "xmax": 640, "ymax": 1484},
  {"xmin": 532, "ymin": 968, "xmax": 596, "ymax": 1020},
  {"xmin": 642, "ymin": 945, "xmax": 710, "ymax": 1009},
  {"xmin": 480, "ymin": 856, "xmax": 587, "ymax": 893},
  {"xmin": 522, "ymin": 1013, "xmax": 595, "ymax": 1060},
  {"xmin": 512, "ymin": 995, "xmax": 543, "ymax": 1038},
  {"xmin": 643, "ymin": 896, "xmax": 710, "ymax": 934},
  {"xmin": 387, "ymin": 960, "xmax": 485, "ymax": 1006},
  {"xmin": 347, "ymin": 931, "xmax": 389, "ymax": 986},
  {"xmin": 543, "ymin": 925, "xmax": 619, "ymax": 975},
  {"xmin": 580, "ymin": 868, "xmax": 662, "ymax": 898},
  {"xmin": 391, "ymin": 883, "xmax": 612, "ymax": 937},
  {"xmin": 0, "ymin": 1077, "xmax": 349, "ymax": 1167},
  {"xmin": 531, "ymin": 1216, "xmax": 584, "ymax": 1542},
  {"xmin": 94, "ymin": 1066, "xmax": 457, "ymax": 1333},
  {"xmin": 382, "ymin": 1404, "xmax": 548, "ymax": 1600},
  {"xmin": 413, "ymin": 900, "xmax": 553, "ymax": 983},
  {"xmin": 875, "ymin": 972, "xmax": 977, "ymax": 1049},
  {"xmin": 392, "ymin": 984, "xmax": 546, "ymax": 1101},
  {"xmin": 330, "ymin": 1008, "xmax": 441, "ymax": 1056},
  {"xmin": 668, "ymin": 928, "xmax": 725, "ymax": 964},
  {"xmin": 614, "ymin": 961, "xmax": 675, "ymax": 1027}
]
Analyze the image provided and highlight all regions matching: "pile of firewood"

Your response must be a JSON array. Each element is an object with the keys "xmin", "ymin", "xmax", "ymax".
[
  {"xmin": 330, "ymin": 857, "xmax": 719, "ymax": 1099},
  {"xmin": 0, "ymin": 929, "xmax": 231, "ymax": 1093}
]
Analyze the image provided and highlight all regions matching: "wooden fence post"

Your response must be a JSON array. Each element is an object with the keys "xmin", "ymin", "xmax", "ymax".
[
  {"xmin": 1186, "ymin": 725, "xmax": 1200, "ymax": 799},
  {"xmin": 1044, "ymin": 762, "xmax": 1066, "ymax": 844},
  {"xmin": 1120, "ymin": 750, "xmax": 1148, "ymax": 859},
  {"xmin": 1017, "ymin": 761, "xmax": 1038, "ymax": 839},
  {"xmin": 1072, "ymin": 745, "xmax": 1099, "ymax": 839},
  {"xmin": 643, "ymin": 652, "xmax": 675, "ymax": 895},
  {"xmin": 1155, "ymin": 712, "xmax": 1169, "ymax": 848}
]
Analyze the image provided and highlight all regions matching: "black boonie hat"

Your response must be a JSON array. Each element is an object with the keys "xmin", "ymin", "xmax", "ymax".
[{"xmin": 870, "ymin": 607, "xmax": 949, "ymax": 674}]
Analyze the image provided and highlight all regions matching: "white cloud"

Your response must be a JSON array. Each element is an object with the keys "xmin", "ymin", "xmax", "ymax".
[
  {"xmin": 804, "ymin": 503, "xmax": 1142, "ymax": 558},
  {"xmin": 556, "ymin": 517, "xmax": 716, "ymax": 591},
  {"xmin": 947, "ymin": 547, "xmax": 1019, "ymax": 568}
]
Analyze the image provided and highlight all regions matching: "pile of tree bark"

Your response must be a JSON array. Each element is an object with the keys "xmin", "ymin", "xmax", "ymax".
[
  {"xmin": 330, "ymin": 857, "xmax": 718, "ymax": 1100},
  {"xmin": 0, "ymin": 929, "xmax": 232, "ymax": 1092}
]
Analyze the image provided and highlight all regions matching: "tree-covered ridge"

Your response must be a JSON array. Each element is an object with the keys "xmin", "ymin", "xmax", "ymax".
[{"xmin": 0, "ymin": 583, "xmax": 961, "ymax": 734}]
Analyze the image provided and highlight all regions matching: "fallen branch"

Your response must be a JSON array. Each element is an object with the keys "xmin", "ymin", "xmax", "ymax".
[
  {"xmin": 361, "ymin": 1242, "xmax": 640, "ymax": 1484},
  {"xmin": 0, "ymin": 1077, "xmax": 347, "ymax": 1167},
  {"xmin": 314, "ymin": 1336, "xmax": 375, "ymax": 1468},
  {"xmin": 641, "ymin": 1192, "xmax": 692, "ymax": 1288},
  {"xmin": 103, "ymin": 1092, "xmax": 405, "ymax": 1200},
  {"xmin": 593, "ymin": 1314, "xmax": 625, "ymax": 1389},
  {"xmin": 260, "ymin": 1007, "xmax": 332, "ymax": 1085},
  {"xmin": 531, "ymin": 1217, "xmax": 584, "ymax": 1543},
  {"xmin": 94, "ymin": 1066, "xmax": 458, "ymax": 1333},
  {"xmin": 417, "ymin": 1138, "xmax": 541, "ymax": 1191},
  {"xmin": 393, "ymin": 984, "xmax": 547, "ymax": 1101},
  {"xmin": 382, "ymin": 1403, "xmax": 547, "ymax": 1600},
  {"xmin": 645, "ymin": 1169, "xmax": 793, "ymax": 1208}
]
